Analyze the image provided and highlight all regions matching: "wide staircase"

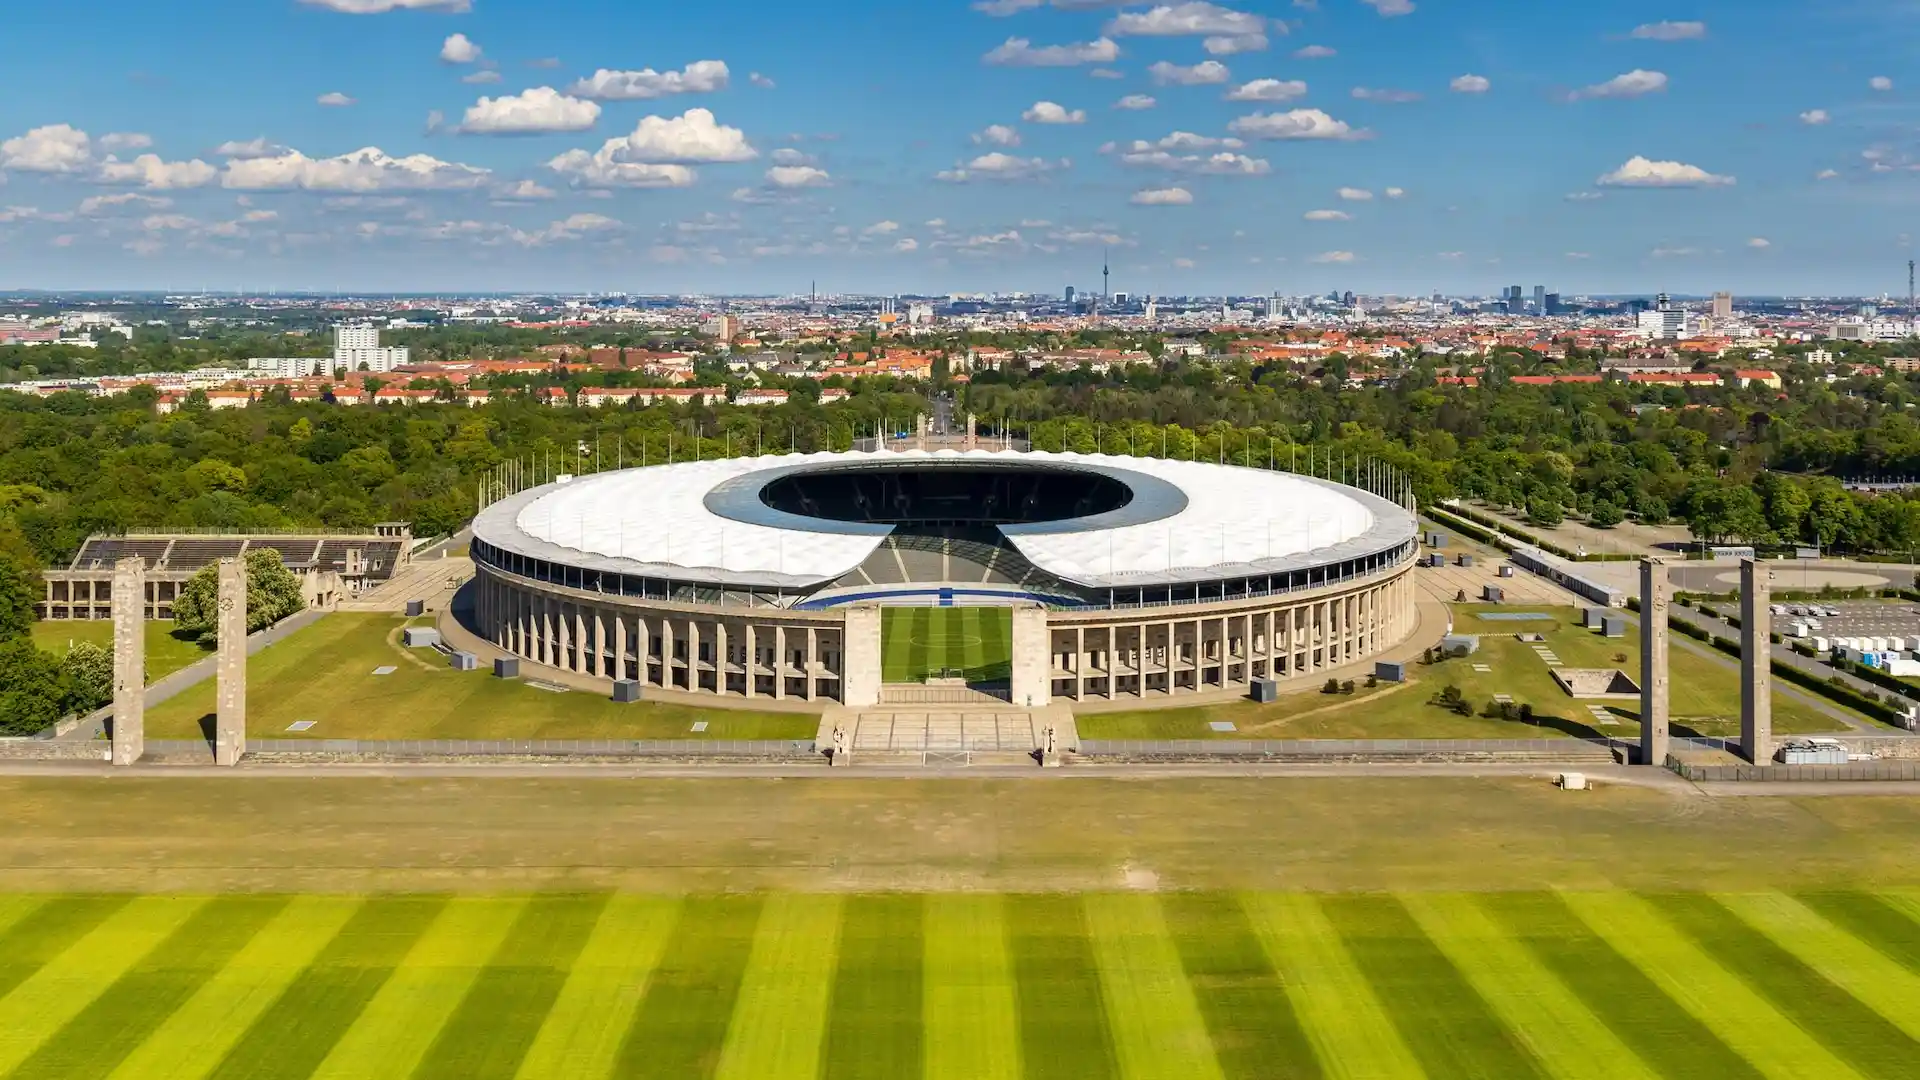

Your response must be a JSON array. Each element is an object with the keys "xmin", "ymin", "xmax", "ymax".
[{"xmin": 848, "ymin": 706, "xmax": 1039, "ymax": 766}]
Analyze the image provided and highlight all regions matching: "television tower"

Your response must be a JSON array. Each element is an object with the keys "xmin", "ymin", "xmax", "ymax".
[{"xmin": 1102, "ymin": 247, "xmax": 1110, "ymax": 306}]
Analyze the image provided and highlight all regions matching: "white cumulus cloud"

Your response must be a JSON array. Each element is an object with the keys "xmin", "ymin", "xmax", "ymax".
[
  {"xmin": 559, "ymin": 108, "xmax": 755, "ymax": 167},
  {"xmin": 96, "ymin": 154, "xmax": 218, "ymax": 190},
  {"xmin": 1630, "ymin": 21, "xmax": 1706, "ymax": 40},
  {"xmin": 935, "ymin": 153, "xmax": 1064, "ymax": 183},
  {"xmin": 1131, "ymin": 186, "xmax": 1194, "ymax": 205},
  {"xmin": 1337, "ymin": 186, "xmax": 1373, "ymax": 200},
  {"xmin": 1293, "ymin": 44, "xmax": 1336, "ymax": 58},
  {"xmin": 317, "ymin": 92, "xmax": 356, "ymax": 107},
  {"xmin": 493, "ymin": 179, "xmax": 556, "ymax": 200},
  {"xmin": 1023, "ymin": 101, "xmax": 1087, "ymax": 123},
  {"xmin": 1311, "ymin": 249, "xmax": 1357, "ymax": 262},
  {"xmin": 214, "ymin": 138, "xmax": 289, "ymax": 160},
  {"xmin": 1228, "ymin": 108, "xmax": 1366, "ymax": 139},
  {"xmin": 893, "ymin": 237, "xmax": 919, "ymax": 252},
  {"xmin": 983, "ymin": 37, "xmax": 1120, "ymax": 66},
  {"xmin": 863, "ymin": 220, "xmax": 900, "ymax": 235},
  {"xmin": 0, "ymin": 125, "xmax": 92, "ymax": 173},
  {"xmin": 1450, "ymin": 74, "xmax": 1490, "ymax": 94},
  {"xmin": 458, "ymin": 87, "xmax": 601, "ymax": 134},
  {"xmin": 1576, "ymin": 70, "xmax": 1668, "ymax": 99},
  {"xmin": 1109, "ymin": 2, "xmax": 1268, "ymax": 37},
  {"xmin": 1358, "ymin": 0, "xmax": 1414, "ymax": 15},
  {"xmin": 440, "ymin": 33, "xmax": 482, "ymax": 63},
  {"xmin": 1303, "ymin": 209, "xmax": 1350, "ymax": 220},
  {"xmin": 1225, "ymin": 78, "xmax": 1306, "ymax": 102},
  {"xmin": 98, "ymin": 133, "xmax": 152, "ymax": 152},
  {"xmin": 224, "ymin": 147, "xmax": 491, "ymax": 191},
  {"xmin": 298, "ymin": 0, "xmax": 470, "ymax": 11},
  {"xmin": 1150, "ymin": 60, "xmax": 1231, "ymax": 85},
  {"xmin": 1204, "ymin": 34, "xmax": 1269, "ymax": 55},
  {"xmin": 1352, "ymin": 86, "xmax": 1421, "ymax": 103},
  {"xmin": 1596, "ymin": 155, "xmax": 1733, "ymax": 188},
  {"xmin": 766, "ymin": 165, "xmax": 830, "ymax": 188},
  {"xmin": 1871, "ymin": 76, "xmax": 1893, "ymax": 91},
  {"xmin": 1116, "ymin": 94, "xmax": 1158, "ymax": 110},
  {"xmin": 568, "ymin": 61, "xmax": 731, "ymax": 100},
  {"xmin": 1799, "ymin": 109, "xmax": 1830, "ymax": 125},
  {"xmin": 973, "ymin": 124, "xmax": 1022, "ymax": 146}
]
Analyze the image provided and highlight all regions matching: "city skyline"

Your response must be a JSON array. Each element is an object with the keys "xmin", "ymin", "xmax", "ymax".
[{"xmin": 0, "ymin": 0, "xmax": 1914, "ymax": 294}]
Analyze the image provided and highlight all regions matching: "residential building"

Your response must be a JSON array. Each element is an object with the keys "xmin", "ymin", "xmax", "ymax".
[
  {"xmin": 332, "ymin": 323, "xmax": 408, "ymax": 374},
  {"xmin": 1712, "ymin": 292, "xmax": 1734, "ymax": 319}
]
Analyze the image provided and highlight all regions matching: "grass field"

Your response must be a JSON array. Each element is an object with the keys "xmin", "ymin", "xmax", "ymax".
[
  {"xmin": 140, "ymin": 613, "xmax": 816, "ymax": 742},
  {"xmin": 30, "ymin": 621, "xmax": 209, "ymax": 684},
  {"xmin": 0, "ymin": 887, "xmax": 1918, "ymax": 1078},
  {"xmin": 1081, "ymin": 604, "xmax": 1862, "ymax": 741},
  {"xmin": 881, "ymin": 607, "xmax": 1012, "ymax": 684}
]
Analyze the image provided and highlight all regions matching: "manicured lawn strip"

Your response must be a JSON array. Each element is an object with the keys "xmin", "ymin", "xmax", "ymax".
[
  {"xmin": 1404, "ymin": 894, "xmax": 1659, "ymax": 1080},
  {"xmin": 910, "ymin": 609, "xmax": 932, "ymax": 683},
  {"xmin": 715, "ymin": 894, "xmax": 843, "ymax": 1080},
  {"xmin": 976, "ymin": 606, "xmax": 1011, "ymax": 682},
  {"xmin": 1657, "ymin": 893, "xmax": 1919, "ymax": 1080},
  {"xmin": 511, "ymin": 896, "xmax": 682, "ymax": 1080},
  {"xmin": 0, "ymin": 896, "xmax": 44, "ymax": 941},
  {"xmin": 924, "ymin": 895, "xmax": 1019, "ymax": 1080},
  {"xmin": 615, "ymin": 894, "xmax": 763, "ymax": 1080},
  {"xmin": 32, "ymin": 620, "xmax": 210, "ymax": 683},
  {"xmin": 1558, "ymin": 891, "xmax": 1856, "ymax": 1080},
  {"xmin": 1008, "ymin": 895, "xmax": 1118, "ymax": 1080},
  {"xmin": 413, "ymin": 894, "xmax": 611, "ymax": 1080},
  {"xmin": 1084, "ymin": 893, "xmax": 1227, "ymax": 1080},
  {"xmin": 1160, "ymin": 892, "xmax": 1321, "ymax": 1080},
  {"xmin": 1798, "ymin": 891, "xmax": 1920, "ymax": 978},
  {"xmin": 205, "ymin": 897, "xmax": 445, "ymax": 1080},
  {"xmin": 823, "ymin": 895, "xmax": 922, "ymax": 1080},
  {"xmin": 0, "ymin": 896, "xmax": 203, "ymax": 1076},
  {"xmin": 1715, "ymin": 892, "xmax": 1920, "ymax": 1045},
  {"xmin": 7, "ymin": 896, "xmax": 285, "ymax": 1080},
  {"xmin": 307, "ymin": 898, "xmax": 526, "ymax": 1080},
  {"xmin": 0, "ymin": 896, "xmax": 122, "ymax": 1004},
  {"xmin": 1240, "ymin": 893, "xmax": 1420, "ymax": 1080},
  {"xmin": 1319, "ymin": 893, "xmax": 1547, "ymax": 1080},
  {"xmin": 107, "ymin": 897, "xmax": 364, "ymax": 1080}
]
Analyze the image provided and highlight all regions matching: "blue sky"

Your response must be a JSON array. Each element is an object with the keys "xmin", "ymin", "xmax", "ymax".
[{"xmin": 0, "ymin": 0, "xmax": 1914, "ymax": 296}]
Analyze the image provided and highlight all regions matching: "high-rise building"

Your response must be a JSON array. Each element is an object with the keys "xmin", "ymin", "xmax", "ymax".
[
  {"xmin": 1636, "ymin": 293, "xmax": 1693, "ymax": 340},
  {"xmin": 332, "ymin": 322, "xmax": 407, "ymax": 375},
  {"xmin": 1342, "ymin": 290, "xmax": 1357, "ymax": 307},
  {"xmin": 1533, "ymin": 285, "xmax": 1546, "ymax": 314},
  {"xmin": 1265, "ymin": 295, "xmax": 1281, "ymax": 318},
  {"xmin": 1064, "ymin": 286, "xmax": 1076, "ymax": 305},
  {"xmin": 1544, "ymin": 293, "xmax": 1561, "ymax": 316},
  {"xmin": 1112, "ymin": 292, "xmax": 1130, "ymax": 305},
  {"xmin": 1144, "ymin": 296, "xmax": 1158, "ymax": 322},
  {"xmin": 1712, "ymin": 292, "xmax": 1734, "ymax": 319}
]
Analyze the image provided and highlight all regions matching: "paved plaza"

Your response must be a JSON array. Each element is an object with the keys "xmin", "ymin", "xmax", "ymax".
[{"xmin": 852, "ymin": 711, "xmax": 1036, "ymax": 751}]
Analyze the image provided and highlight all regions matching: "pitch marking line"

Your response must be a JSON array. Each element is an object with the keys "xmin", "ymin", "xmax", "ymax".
[
  {"xmin": 1559, "ymin": 892, "xmax": 1861, "ymax": 1080},
  {"xmin": 309, "ymin": 898, "xmax": 526, "ymax": 1080},
  {"xmin": 715, "ymin": 894, "xmax": 842, "ymax": 1080}
]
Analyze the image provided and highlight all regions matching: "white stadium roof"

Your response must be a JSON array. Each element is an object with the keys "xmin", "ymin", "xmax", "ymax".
[{"xmin": 473, "ymin": 449, "xmax": 1414, "ymax": 591}]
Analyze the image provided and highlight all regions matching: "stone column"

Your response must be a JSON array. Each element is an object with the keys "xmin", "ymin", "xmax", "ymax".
[
  {"xmin": 841, "ymin": 607, "xmax": 881, "ymax": 707},
  {"xmin": 110, "ymin": 557, "xmax": 146, "ymax": 767},
  {"xmin": 774, "ymin": 625, "xmax": 787, "ymax": 700},
  {"xmin": 215, "ymin": 557, "xmax": 247, "ymax": 767},
  {"xmin": 1640, "ymin": 559, "xmax": 1671, "ymax": 767},
  {"xmin": 591, "ymin": 610, "xmax": 606, "ymax": 678},
  {"xmin": 1741, "ymin": 559, "xmax": 1774, "ymax": 765},
  {"xmin": 715, "ymin": 621, "xmax": 730, "ymax": 695},
  {"xmin": 805, "ymin": 627, "xmax": 819, "ymax": 701},
  {"xmin": 1009, "ymin": 604, "xmax": 1051, "ymax": 708},
  {"xmin": 614, "ymin": 615, "xmax": 629, "ymax": 683},
  {"xmin": 1075, "ymin": 627, "xmax": 1086, "ymax": 701},
  {"xmin": 745, "ymin": 624, "xmax": 758, "ymax": 699}
]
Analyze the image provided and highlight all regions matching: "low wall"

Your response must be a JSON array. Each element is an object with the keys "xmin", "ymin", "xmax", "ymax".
[
  {"xmin": 1669, "ymin": 756, "xmax": 1920, "ymax": 782},
  {"xmin": 0, "ymin": 740, "xmax": 109, "ymax": 762},
  {"xmin": 1078, "ymin": 737, "xmax": 1625, "ymax": 761}
]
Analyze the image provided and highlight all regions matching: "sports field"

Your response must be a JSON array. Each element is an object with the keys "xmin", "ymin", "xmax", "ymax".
[
  {"xmin": 882, "ymin": 606, "xmax": 1012, "ymax": 684},
  {"xmin": 2, "ymin": 887, "xmax": 1920, "ymax": 1078}
]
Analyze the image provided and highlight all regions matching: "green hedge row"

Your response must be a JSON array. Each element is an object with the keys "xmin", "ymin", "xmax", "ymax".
[
  {"xmin": 1772, "ymin": 663, "xmax": 1910, "ymax": 728},
  {"xmin": 1436, "ymin": 503, "xmax": 1639, "ymax": 563},
  {"xmin": 1845, "ymin": 661, "xmax": 1920, "ymax": 702}
]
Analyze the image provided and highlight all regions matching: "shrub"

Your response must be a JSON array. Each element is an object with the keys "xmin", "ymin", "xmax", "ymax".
[{"xmin": 1323, "ymin": 678, "xmax": 1341, "ymax": 695}]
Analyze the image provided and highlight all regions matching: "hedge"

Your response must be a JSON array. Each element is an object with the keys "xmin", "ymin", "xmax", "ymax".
[
  {"xmin": 1845, "ymin": 661, "xmax": 1920, "ymax": 703},
  {"xmin": 1772, "ymin": 662, "xmax": 1911, "ymax": 727},
  {"xmin": 1435, "ymin": 503, "xmax": 1639, "ymax": 563}
]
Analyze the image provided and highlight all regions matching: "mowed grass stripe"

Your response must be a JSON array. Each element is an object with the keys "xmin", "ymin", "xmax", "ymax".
[
  {"xmin": 1717, "ymin": 892, "xmax": 1920, "ymax": 1045},
  {"xmin": 715, "ymin": 894, "xmax": 843, "ymax": 1080},
  {"xmin": 924, "ymin": 895, "xmax": 1019, "ymax": 1080},
  {"xmin": 0, "ymin": 897, "xmax": 47, "ymax": 944},
  {"xmin": 1162, "ymin": 893, "xmax": 1319, "ymax": 1080},
  {"xmin": 824, "ymin": 895, "xmax": 921, "ymax": 1080},
  {"xmin": 1798, "ymin": 891, "xmax": 1920, "ymax": 978},
  {"xmin": 1480, "ymin": 893, "xmax": 1763, "ymax": 1080},
  {"xmin": 512, "ymin": 896, "xmax": 682, "ymax": 1080},
  {"xmin": 1658, "ymin": 893, "xmax": 1918, "ymax": 1080},
  {"xmin": 106, "ymin": 897, "xmax": 364, "ymax": 1080},
  {"xmin": 1320, "ymin": 893, "xmax": 1548, "ymax": 1080},
  {"xmin": 308, "ymin": 897, "xmax": 526, "ymax": 1080},
  {"xmin": 1085, "ymin": 893, "xmax": 1227, "ymax": 1080},
  {"xmin": 1405, "ymin": 894, "xmax": 1658, "ymax": 1080},
  {"xmin": 1241, "ymin": 893, "xmax": 1420, "ymax": 1080},
  {"xmin": 976, "ymin": 607, "xmax": 1011, "ymax": 682},
  {"xmin": 205, "ymin": 896, "xmax": 447, "ymax": 1080},
  {"xmin": 0, "ymin": 896, "xmax": 204, "ymax": 1076},
  {"xmin": 1009, "ymin": 895, "xmax": 1118, "ymax": 1080},
  {"xmin": 414, "ymin": 894, "xmax": 611, "ymax": 1080},
  {"xmin": 615, "ymin": 894, "xmax": 763, "ymax": 1080},
  {"xmin": 8, "ymin": 896, "xmax": 287, "ymax": 1080},
  {"xmin": 1559, "ymin": 891, "xmax": 1861, "ymax": 1080},
  {"xmin": 0, "ymin": 896, "xmax": 125, "ymax": 1005}
]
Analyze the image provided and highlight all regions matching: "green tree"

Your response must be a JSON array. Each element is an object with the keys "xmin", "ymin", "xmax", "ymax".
[
  {"xmin": 0, "ymin": 639, "xmax": 65, "ymax": 736},
  {"xmin": 1587, "ymin": 500, "xmax": 1624, "ymax": 529},
  {"xmin": 0, "ymin": 555, "xmax": 37, "ymax": 642},
  {"xmin": 58, "ymin": 641, "xmax": 112, "ymax": 715},
  {"xmin": 172, "ymin": 549, "xmax": 306, "ymax": 646}
]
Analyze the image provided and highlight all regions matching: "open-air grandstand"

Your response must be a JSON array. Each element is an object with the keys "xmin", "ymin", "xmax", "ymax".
[{"xmin": 40, "ymin": 524, "xmax": 413, "ymax": 620}]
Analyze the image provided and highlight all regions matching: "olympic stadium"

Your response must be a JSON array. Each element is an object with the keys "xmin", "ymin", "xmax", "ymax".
[{"xmin": 468, "ymin": 448, "xmax": 1421, "ymax": 710}]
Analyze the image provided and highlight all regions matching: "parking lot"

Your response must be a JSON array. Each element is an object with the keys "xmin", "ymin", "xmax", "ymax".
[{"xmin": 1772, "ymin": 600, "xmax": 1920, "ymax": 644}]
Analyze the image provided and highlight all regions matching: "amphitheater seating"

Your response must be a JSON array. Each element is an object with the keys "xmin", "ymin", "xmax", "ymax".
[
  {"xmin": 244, "ymin": 538, "xmax": 324, "ymax": 566},
  {"xmin": 158, "ymin": 538, "xmax": 245, "ymax": 570}
]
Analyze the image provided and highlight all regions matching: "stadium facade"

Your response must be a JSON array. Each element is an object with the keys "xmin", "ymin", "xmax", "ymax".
[{"xmin": 468, "ymin": 449, "xmax": 1420, "ymax": 708}]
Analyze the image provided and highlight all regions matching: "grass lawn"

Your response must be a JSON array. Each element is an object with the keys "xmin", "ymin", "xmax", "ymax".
[
  {"xmin": 881, "ymin": 607, "xmax": 1012, "ymax": 684},
  {"xmin": 1079, "ymin": 604, "xmax": 1860, "ymax": 741},
  {"xmin": 0, "ymin": 886, "xmax": 1917, "ymax": 1078},
  {"xmin": 141, "ymin": 613, "xmax": 816, "ymax": 742},
  {"xmin": 30, "ymin": 620, "xmax": 210, "ymax": 683}
]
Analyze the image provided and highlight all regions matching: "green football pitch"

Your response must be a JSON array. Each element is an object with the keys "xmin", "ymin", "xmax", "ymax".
[
  {"xmin": 3, "ymin": 888, "xmax": 1920, "ymax": 1078},
  {"xmin": 881, "ymin": 606, "xmax": 1013, "ymax": 684}
]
